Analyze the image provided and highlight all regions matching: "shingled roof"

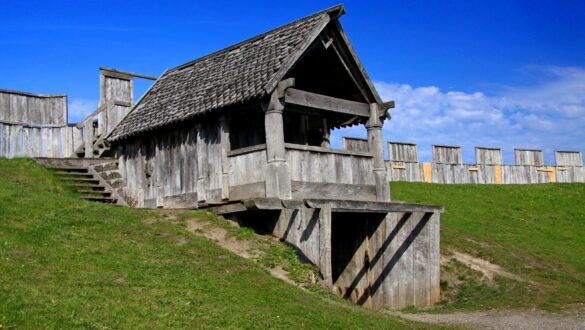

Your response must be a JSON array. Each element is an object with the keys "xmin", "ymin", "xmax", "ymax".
[{"xmin": 108, "ymin": 5, "xmax": 351, "ymax": 141}]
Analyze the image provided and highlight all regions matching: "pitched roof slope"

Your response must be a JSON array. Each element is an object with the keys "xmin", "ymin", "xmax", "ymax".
[{"xmin": 108, "ymin": 5, "xmax": 345, "ymax": 141}]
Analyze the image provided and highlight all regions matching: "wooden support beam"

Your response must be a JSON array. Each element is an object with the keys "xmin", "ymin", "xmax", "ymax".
[
  {"xmin": 284, "ymin": 88, "xmax": 370, "ymax": 118},
  {"xmin": 100, "ymin": 67, "xmax": 158, "ymax": 80},
  {"xmin": 304, "ymin": 199, "xmax": 444, "ymax": 213}
]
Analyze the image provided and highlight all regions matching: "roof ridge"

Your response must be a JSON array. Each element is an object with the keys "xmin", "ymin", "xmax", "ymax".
[{"xmin": 170, "ymin": 4, "xmax": 345, "ymax": 73}]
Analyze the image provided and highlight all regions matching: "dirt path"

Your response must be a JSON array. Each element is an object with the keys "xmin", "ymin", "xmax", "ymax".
[{"xmin": 394, "ymin": 309, "xmax": 585, "ymax": 330}]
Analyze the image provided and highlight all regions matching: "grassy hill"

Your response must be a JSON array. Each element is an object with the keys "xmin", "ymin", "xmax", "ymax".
[
  {"xmin": 0, "ymin": 159, "xmax": 435, "ymax": 329},
  {"xmin": 392, "ymin": 182, "xmax": 585, "ymax": 312},
  {"xmin": 2, "ymin": 159, "xmax": 583, "ymax": 328}
]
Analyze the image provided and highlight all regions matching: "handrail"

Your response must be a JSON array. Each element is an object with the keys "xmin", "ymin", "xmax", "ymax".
[{"xmin": 75, "ymin": 100, "xmax": 132, "ymax": 129}]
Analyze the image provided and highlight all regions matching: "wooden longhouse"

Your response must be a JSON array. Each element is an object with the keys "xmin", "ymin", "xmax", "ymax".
[
  {"xmin": 103, "ymin": 5, "xmax": 443, "ymax": 309},
  {"xmin": 0, "ymin": 5, "xmax": 442, "ymax": 310}
]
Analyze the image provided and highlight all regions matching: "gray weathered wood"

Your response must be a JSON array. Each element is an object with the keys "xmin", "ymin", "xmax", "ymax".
[{"xmin": 284, "ymin": 88, "xmax": 370, "ymax": 118}]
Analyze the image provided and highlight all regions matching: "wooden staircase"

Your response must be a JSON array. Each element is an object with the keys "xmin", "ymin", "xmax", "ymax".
[{"xmin": 37, "ymin": 158, "xmax": 127, "ymax": 206}]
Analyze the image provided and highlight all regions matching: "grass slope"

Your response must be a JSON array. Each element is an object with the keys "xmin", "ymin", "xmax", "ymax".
[
  {"xmin": 0, "ymin": 159, "xmax": 439, "ymax": 329},
  {"xmin": 392, "ymin": 182, "xmax": 585, "ymax": 311}
]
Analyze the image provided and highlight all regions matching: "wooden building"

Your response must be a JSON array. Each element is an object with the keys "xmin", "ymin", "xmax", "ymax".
[
  {"xmin": 1, "ymin": 5, "xmax": 443, "ymax": 310},
  {"xmin": 104, "ymin": 4, "xmax": 442, "ymax": 310}
]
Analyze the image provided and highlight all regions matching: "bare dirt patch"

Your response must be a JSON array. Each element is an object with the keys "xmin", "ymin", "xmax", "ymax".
[
  {"xmin": 185, "ymin": 218, "xmax": 262, "ymax": 260},
  {"xmin": 444, "ymin": 250, "xmax": 525, "ymax": 283}
]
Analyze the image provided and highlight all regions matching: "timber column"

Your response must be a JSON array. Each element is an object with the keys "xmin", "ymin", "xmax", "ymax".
[
  {"xmin": 264, "ymin": 80, "xmax": 294, "ymax": 199},
  {"xmin": 367, "ymin": 103, "xmax": 390, "ymax": 202}
]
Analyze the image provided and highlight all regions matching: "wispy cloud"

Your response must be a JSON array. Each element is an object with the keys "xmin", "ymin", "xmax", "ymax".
[
  {"xmin": 68, "ymin": 99, "xmax": 98, "ymax": 124},
  {"xmin": 333, "ymin": 66, "xmax": 585, "ymax": 164}
]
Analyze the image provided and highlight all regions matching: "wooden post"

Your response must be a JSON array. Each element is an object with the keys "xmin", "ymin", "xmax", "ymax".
[
  {"xmin": 219, "ymin": 115, "xmax": 230, "ymax": 200},
  {"xmin": 321, "ymin": 117, "xmax": 330, "ymax": 148},
  {"xmin": 196, "ymin": 123, "xmax": 208, "ymax": 203},
  {"xmin": 264, "ymin": 79, "xmax": 294, "ymax": 200},
  {"xmin": 367, "ymin": 103, "xmax": 390, "ymax": 202},
  {"xmin": 84, "ymin": 121, "xmax": 93, "ymax": 158}
]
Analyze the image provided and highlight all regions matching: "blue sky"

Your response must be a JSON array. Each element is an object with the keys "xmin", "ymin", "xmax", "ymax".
[{"xmin": 1, "ymin": 1, "xmax": 584, "ymax": 163}]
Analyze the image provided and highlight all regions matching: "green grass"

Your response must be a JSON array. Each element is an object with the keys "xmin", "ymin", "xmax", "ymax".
[
  {"xmin": 0, "ymin": 159, "xmax": 442, "ymax": 329},
  {"xmin": 392, "ymin": 182, "xmax": 585, "ymax": 311}
]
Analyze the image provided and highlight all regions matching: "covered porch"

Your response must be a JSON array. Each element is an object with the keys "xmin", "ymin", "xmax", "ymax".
[{"xmin": 225, "ymin": 84, "xmax": 394, "ymax": 203}]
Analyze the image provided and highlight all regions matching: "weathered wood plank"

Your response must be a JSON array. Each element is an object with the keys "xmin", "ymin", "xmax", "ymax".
[{"xmin": 284, "ymin": 88, "xmax": 370, "ymax": 117}]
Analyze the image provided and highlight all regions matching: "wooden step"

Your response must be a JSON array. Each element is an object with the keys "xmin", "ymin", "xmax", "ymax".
[
  {"xmin": 82, "ymin": 195, "xmax": 116, "ymax": 202},
  {"xmin": 78, "ymin": 190, "xmax": 111, "ymax": 195},
  {"xmin": 61, "ymin": 177, "xmax": 100, "ymax": 183},
  {"xmin": 55, "ymin": 171, "xmax": 93, "ymax": 177}
]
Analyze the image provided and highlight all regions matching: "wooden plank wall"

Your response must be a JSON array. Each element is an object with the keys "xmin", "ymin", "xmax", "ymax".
[
  {"xmin": 342, "ymin": 137, "xmax": 369, "ymax": 152},
  {"xmin": 386, "ymin": 142, "xmax": 584, "ymax": 184},
  {"xmin": 515, "ymin": 149, "xmax": 544, "ymax": 166},
  {"xmin": 388, "ymin": 142, "xmax": 418, "ymax": 162},
  {"xmin": 475, "ymin": 147, "xmax": 503, "ymax": 165},
  {"xmin": 0, "ymin": 123, "xmax": 83, "ymax": 158},
  {"xmin": 98, "ymin": 74, "xmax": 133, "ymax": 137},
  {"xmin": 116, "ymin": 120, "xmax": 226, "ymax": 208},
  {"xmin": 555, "ymin": 151, "xmax": 583, "ymax": 167},
  {"xmin": 286, "ymin": 148, "xmax": 375, "ymax": 185},
  {"xmin": 432, "ymin": 145, "xmax": 462, "ymax": 165},
  {"xmin": 0, "ymin": 90, "xmax": 67, "ymax": 126}
]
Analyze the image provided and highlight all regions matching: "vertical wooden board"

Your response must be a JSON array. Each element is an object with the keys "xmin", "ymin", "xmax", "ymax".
[
  {"xmin": 26, "ymin": 97, "xmax": 40, "ymax": 125},
  {"xmin": 10, "ymin": 94, "xmax": 27, "ymax": 123},
  {"xmin": 335, "ymin": 153, "xmax": 351, "ymax": 184},
  {"xmin": 12, "ymin": 125, "xmax": 21, "ymax": 157},
  {"xmin": 1, "ymin": 124, "xmax": 10, "ymax": 157},
  {"xmin": 0, "ymin": 123, "xmax": 3, "ymax": 157},
  {"xmin": 0, "ymin": 93, "xmax": 10, "ymax": 122},
  {"xmin": 298, "ymin": 150, "xmax": 310, "ymax": 182},
  {"xmin": 51, "ymin": 127, "xmax": 61, "ymax": 157},
  {"xmin": 429, "ymin": 213, "xmax": 441, "ymax": 304},
  {"xmin": 287, "ymin": 150, "xmax": 301, "ymax": 181},
  {"xmin": 412, "ymin": 212, "xmax": 431, "ymax": 307},
  {"xmin": 574, "ymin": 167, "xmax": 585, "ymax": 183},
  {"xmin": 30, "ymin": 128, "xmax": 39, "ymax": 157},
  {"xmin": 174, "ymin": 131, "xmax": 183, "ymax": 195},
  {"xmin": 97, "ymin": 108, "xmax": 107, "ymax": 137},
  {"xmin": 380, "ymin": 213, "xmax": 398, "ymax": 309},
  {"xmin": 57, "ymin": 97, "xmax": 68, "ymax": 126},
  {"xmin": 367, "ymin": 213, "xmax": 388, "ymax": 309},
  {"xmin": 71, "ymin": 127, "xmax": 81, "ymax": 154},
  {"xmin": 61, "ymin": 127, "xmax": 72, "ymax": 157},
  {"xmin": 22, "ymin": 127, "xmax": 31, "ymax": 157},
  {"xmin": 10, "ymin": 125, "xmax": 21, "ymax": 158},
  {"xmin": 84, "ymin": 123, "xmax": 93, "ymax": 158},
  {"xmin": 318, "ymin": 206, "xmax": 332, "ymax": 284},
  {"xmin": 363, "ymin": 157, "xmax": 375, "ymax": 185},
  {"xmin": 395, "ymin": 211, "xmax": 414, "ymax": 308}
]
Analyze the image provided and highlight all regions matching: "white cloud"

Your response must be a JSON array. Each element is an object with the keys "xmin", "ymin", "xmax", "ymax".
[
  {"xmin": 333, "ymin": 66, "xmax": 585, "ymax": 164},
  {"xmin": 68, "ymin": 99, "xmax": 98, "ymax": 124}
]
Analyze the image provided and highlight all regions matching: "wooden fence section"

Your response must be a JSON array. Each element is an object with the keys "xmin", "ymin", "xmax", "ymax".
[
  {"xmin": 476, "ymin": 147, "xmax": 503, "ymax": 165},
  {"xmin": 515, "ymin": 149, "xmax": 544, "ymax": 166},
  {"xmin": 556, "ymin": 151, "xmax": 583, "ymax": 167},
  {"xmin": 342, "ymin": 137, "xmax": 369, "ymax": 152},
  {"xmin": 0, "ymin": 90, "xmax": 78, "ymax": 158},
  {"xmin": 0, "ymin": 123, "xmax": 84, "ymax": 158},
  {"xmin": 389, "ymin": 141, "xmax": 418, "ymax": 162},
  {"xmin": 368, "ymin": 139, "xmax": 585, "ymax": 184},
  {"xmin": 432, "ymin": 145, "xmax": 462, "ymax": 165},
  {"xmin": 0, "ymin": 89, "xmax": 67, "ymax": 126}
]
